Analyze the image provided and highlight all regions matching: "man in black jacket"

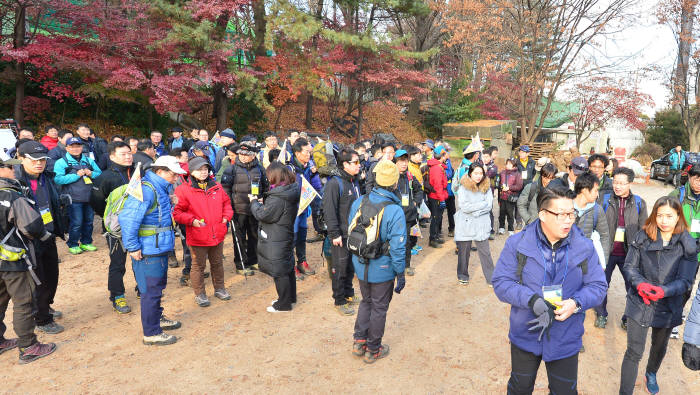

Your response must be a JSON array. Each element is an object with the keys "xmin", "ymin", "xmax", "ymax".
[
  {"xmin": 14, "ymin": 141, "xmax": 68, "ymax": 335},
  {"xmin": 90, "ymin": 141, "xmax": 134, "ymax": 314},
  {"xmin": 133, "ymin": 140, "xmax": 156, "ymax": 170},
  {"xmin": 0, "ymin": 153, "xmax": 57, "ymax": 364},
  {"xmin": 221, "ymin": 142, "xmax": 269, "ymax": 276},
  {"xmin": 323, "ymin": 149, "xmax": 362, "ymax": 316},
  {"xmin": 395, "ymin": 149, "xmax": 423, "ymax": 276}
]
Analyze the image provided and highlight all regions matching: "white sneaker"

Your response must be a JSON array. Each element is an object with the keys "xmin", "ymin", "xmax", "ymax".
[
  {"xmin": 143, "ymin": 332, "xmax": 177, "ymax": 345},
  {"xmin": 508, "ymin": 231, "xmax": 514, "ymax": 236},
  {"xmin": 670, "ymin": 326, "xmax": 680, "ymax": 339},
  {"xmin": 267, "ymin": 305, "xmax": 290, "ymax": 313},
  {"xmin": 498, "ymin": 228, "xmax": 506, "ymax": 235}
]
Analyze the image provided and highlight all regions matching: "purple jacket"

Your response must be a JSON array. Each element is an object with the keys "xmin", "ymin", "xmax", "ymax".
[{"xmin": 492, "ymin": 220, "xmax": 607, "ymax": 362}]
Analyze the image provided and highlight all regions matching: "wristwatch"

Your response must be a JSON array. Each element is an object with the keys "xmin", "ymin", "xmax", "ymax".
[{"xmin": 572, "ymin": 298, "xmax": 582, "ymax": 314}]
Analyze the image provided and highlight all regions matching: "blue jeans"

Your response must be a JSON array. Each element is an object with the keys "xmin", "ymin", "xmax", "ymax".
[
  {"xmin": 132, "ymin": 255, "xmax": 168, "ymax": 336},
  {"xmin": 67, "ymin": 202, "xmax": 94, "ymax": 248}
]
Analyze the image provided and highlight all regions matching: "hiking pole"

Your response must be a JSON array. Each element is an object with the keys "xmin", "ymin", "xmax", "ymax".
[{"xmin": 229, "ymin": 220, "xmax": 248, "ymax": 281}]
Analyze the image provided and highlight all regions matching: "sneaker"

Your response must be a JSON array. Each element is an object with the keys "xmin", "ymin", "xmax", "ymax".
[
  {"xmin": 0, "ymin": 338, "xmax": 18, "ymax": 355},
  {"xmin": 195, "ymin": 294, "xmax": 210, "ymax": 307},
  {"xmin": 236, "ymin": 268, "xmax": 254, "ymax": 276},
  {"xmin": 143, "ymin": 332, "xmax": 177, "ymax": 346},
  {"xmin": 68, "ymin": 246, "xmax": 82, "ymax": 255},
  {"xmin": 415, "ymin": 246, "xmax": 423, "ymax": 252},
  {"xmin": 429, "ymin": 240, "xmax": 442, "ymax": 248},
  {"xmin": 295, "ymin": 266, "xmax": 305, "ymax": 281},
  {"xmin": 580, "ymin": 345, "xmax": 585, "ymax": 353},
  {"xmin": 168, "ymin": 255, "xmax": 179, "ymax": 268},
  {"xmin": 594, "ymin": 315, "xmax": 607, "ymax": 329},
  {"xmin": 489, "ymin": 232, "xmax": 495, "ymax": 240},
  {"xmin": 621, "ymin": 318, "xmax": 627, "ymax": 331},
  {"xmin": 410, "ymin": 248, "xmax": 418, "ymax": 256},
  {"xmin": 270, "ymin": 300, "xmax": 296, "ymax": 308},
  {"xmin": 79, "ymin": 243, "xmax": 97, "ymax": 252},
  {"xmin": 160, "ymin": 316, "xmax": 181, "ymax": 330},
  {"xmin": 352, "ymin": 339, "xmax": 367, "ymax": 357},
  {"xmin": 335, "ymin": 303, "xmax": 355, "ymax": 316},
  {"xmin": 179, "ymin": 275, "xmax": 189, "ymax": 287},
  {"xmin": 112, "ymin": 295, "xmax": 131, "ymax": 314},
  {"xmin": 448, "ymin": 230, "xmax": 454, "ymax": 237},
  {"xmin": 471, "ymin": 246, "xmax": 477, "ymax": 251},
  {"xmin": 299, "ymin": 261, "xmax": 315, "ymax": 275},
  {"xmin": 203, "ymin": 271, "xmax": 210, "ymax": 278},
  {"xmin": 508, "ymin": 231, "xmax": 514, "ymax": 236},
  {"xmin": 36, "ymin": 321, "xmax": 64, "ymax": 334},
  {"xmin": 516, "ymin": 222, "xmax": 523, "ymax": 230},
  {"xmin": 135, "ymin": 285, "xmax": 141, "ymax": 299},
  {"xmin": 458, "ymin": 279, "xmax": 469, "ymax": 285},
  {"xmin": 405, "ymin": 267, "xmax": 415, "ymax": 276},
  {"xmin": 498, "ymin": 228, "xmax": 505, "ymax": 235},
  {"xmin": 49, "ymin": 307, "xmax": 62, "ymax": 319},
  {"xmin": 18, "ymin": 342, "xmax": 56, "ymax": 364},
  {"xmin": 346, "ymin": 295, "xmax": 362, "ymax": 305},
  {"xmin": 250, "ymin": 264, "xmax": 259, "ymax": 270},
  {"xmin": 267, "ymin": 305, "xmax": 290, "ymax": 313},
  {"xmin": 670, "ymin": 326, "xmax": 680, "ymax": 339},
  {"xmin": 644, "ymin": 372, "xmax": 659, "ymax": 394},
  {"xmin": 363, "ymin": 344, "xmax": 390, "ymax": 364},
  {"xmin": 214, "ymin": 289, "xmax": 231, "ymax": 300}
]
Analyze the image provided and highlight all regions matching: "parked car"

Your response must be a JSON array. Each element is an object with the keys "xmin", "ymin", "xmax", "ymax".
[{"xmin": 650, "ymin": 151, "xmax": 700, "ymax": 184}]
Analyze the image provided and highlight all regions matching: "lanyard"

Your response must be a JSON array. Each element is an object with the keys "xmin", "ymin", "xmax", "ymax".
[{"xmin": 537, "ymin": 241, "xmax": 569, "ymax": 287}]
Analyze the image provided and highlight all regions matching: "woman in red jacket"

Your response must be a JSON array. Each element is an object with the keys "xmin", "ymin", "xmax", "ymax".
[
  {"xmin": 498, "ymin": 158, "xmax": 523, "ymax": 235},
  {"xmin": 173, "ymin": 156, "xmax": 233, "ymax": 307},
  {"xmin": 426, "ymin": 146, "xmax": 449, "ymax": 248}
]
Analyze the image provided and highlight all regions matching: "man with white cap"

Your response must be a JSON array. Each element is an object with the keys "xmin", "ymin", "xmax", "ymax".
[{"xmin": 118, "ymin": 155, "xmax": 186, "ymax": 345}]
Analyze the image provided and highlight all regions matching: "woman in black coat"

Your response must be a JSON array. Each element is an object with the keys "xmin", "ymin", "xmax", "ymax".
[
  {"xmin": 619, "ymin": 196, "xmax": 699, "ymax": 394},
  {"xmin": 250, "ymin": 162, "xmax": 299, "ymax": 312}
]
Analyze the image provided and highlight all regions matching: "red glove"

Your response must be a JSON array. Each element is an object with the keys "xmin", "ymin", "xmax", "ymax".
[
  {"xmin": 646, "ymin": 285, "xmax": 665, "ymax": 301},
  {"xmin": 637, "ymin": 283, "xmax": 653, "ymax": 305}
]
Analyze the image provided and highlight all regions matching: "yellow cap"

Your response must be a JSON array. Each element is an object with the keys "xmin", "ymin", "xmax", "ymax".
[{"xmin": 373, "ymin": 160, "xmax": 399, "ymax": 187}]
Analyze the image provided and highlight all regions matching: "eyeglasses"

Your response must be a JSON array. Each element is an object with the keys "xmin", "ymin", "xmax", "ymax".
[
  {"xmin": 542, "ymin": 209, "xmax": 577, "ymax": 222},
  {"xmin": 348, "ymin": 160, "xmax": 360, "ymax": 165},
  {"xmin": 612, "ymin": 182, "xmax": 629, "ymax": 186}
]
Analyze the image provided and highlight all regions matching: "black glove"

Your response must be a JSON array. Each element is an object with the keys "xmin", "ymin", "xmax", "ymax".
[
  {"xmin": 527, "ymin": 296, "xmax": 555, "ymax": 342},
  {"xmin": 394, "ymin": 273, "xmax": 406, "ymax": 294}
]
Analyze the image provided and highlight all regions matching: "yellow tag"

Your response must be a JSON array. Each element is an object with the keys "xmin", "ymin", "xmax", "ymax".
[
  {"xmin": 543, "ymin": 285, "xmax": 563, "ymax": 311},
  {"xmin": 615, "ymin": 227, "xmax": 625, "ymax": 242},
  {"xmin": 83, "ymin": 176, "xmax": 92, "ymax": 184},
  {"xmin": 251, "ymin": 183, "xmax": 259, "ymax": 195},
  {"xmin": 401, "ymin": 194, "xmax": 409, "ymax": 207},
  {"xmin": 40, "ymin": 208, "xmax": 53, "ymax": 225}
]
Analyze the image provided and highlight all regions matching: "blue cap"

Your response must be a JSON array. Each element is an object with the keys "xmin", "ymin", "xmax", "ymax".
[
  {"xmin": 424, "ymin": 139, "xmax": 435, "ymax": 149},
  {"xmin": 194, "ymin": 141, "xmax": 210, "ymax": 150},
  {"xmin": 66, "ymin": 137, "xmax": 84, "ymax": 146},
  {"xmin": 519, "ymin": 145, "xmax": 531, "ymax": 152},
  {"xmin": 221, "ymin": 128, "xmax": 236, "ymax": 139},
  {"xmin": 433, "ymin": 146, "xmax": 445, "ymax": 156},
  {"xmin": 395, "ymin": 149, "xmax": 408, "ymax": 158}
]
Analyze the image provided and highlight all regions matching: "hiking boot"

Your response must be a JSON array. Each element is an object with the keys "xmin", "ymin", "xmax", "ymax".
[
  {"xmin": 352, "ymin": 339, "xmax": 367, "ymax": 357},
  {"xmin": 112, "ymin": 295, "xmax": 131, "ymax": 314},
  {"xmin": 410, "ymin": 247, "xmax": 419, "ymax": 256},
  {"xmin": 49, "ymin": 307, "xmax": 62, "ymax": 319},
  {"xmin": 160, "ymin": 316, "xmax": 181, "ymax": 330},
  {"xmin": 179, "ymin": 275, "xmax": 189, "ymax": 287},
  {"xmin": 135, "ymin": 285, "xmax": 141, "ymax": 299},
  {"xmin": 143, "ymin": 332, "xmax": 177, "ymax": 346},
  {"xmin": 621, "ymin": 318, "xmax": 627, "ymax": 331},
  {"xmin": 346, "ymin": 295, "xmax": 362, "ymax": 306},
  {"xmin": 203, "ymin": 271, "xmax": 210, "ymax": 278},
  {"xmin": 448, "ymin": 230, "xmax": 454, "ymax": 237},
  {"xmin": 645, "ymin": 372, "xmax": 659, "ymax": 394},
  {"xmin": 335, "ymin": 303, "xmax": 355, "ymax": 316},
  {"xmin": 364, "ymin": 344, "xmax": 390, "ymax": 364},
  {"xmin": 299, "ymin": 261, "xmax": 315, "ymax": 275},
  {"xmin": 308, "ymin": 233, "xmax": 325, "ymax": 243},
  {"xmin": 18, "ymin": 342, "xmax": 56, "ymax": 364},
  {"xmin": 250, "ymin": 264, "xmax": 259, "ymax": 270},
  {"xmin": 471, "ymin": 246, "xmax": 477, "ymax": 251},
  {"xmin": 0, "ymin": 338, "xmax": 18, "ymax": 355},
  {"xmin": 214, "ymin": 288, "xmax": 231, "ymax": 300},
  {"xmin": 670, "ymin": 326, "xmax": 680, "ymax": 339},
  {"xmin": 36, "ymin": 321, "xmax": 64, "ymax": 334},
  {"xmin": 489, "ymin": 232, "xmax": 495, "ymax": 240},
  {"xmin": 79, "ymin": 243, "xmax": 97, "ymax": 252},
  {"xmin": 236, "ymin": 268, "xmax": 254, "ymax": 276},
  {"xmin": 195, "ymin": 294, "xmax": 210, "ymax": 307},
  {"xmin": 436, "ymin": 238, "xmax": 446, "ymax": 244},
  {"xmin": 458, "ymin": 279, "xmax": 469, "ymax": 285},
  {"xmin": 68, "ymin": 246, "xmax": 82, "ymax": 255},
  {"xmin": 295, "ymin": 266, "xmax": 305, "ymax": 281},
  {"xmin": 429, "ymin": 240, "xmax": 442, "ymax": 248},
  {"xmin": 405, "ymin": 267, "xmax": 415, "ymax": 276},
  {"xmin": 594, "ymin": 315, "xmax": 607, "ymax": 329},
  {"xmin": 168, "ymin": 255, "xmax": 179, "ymax": 268}
]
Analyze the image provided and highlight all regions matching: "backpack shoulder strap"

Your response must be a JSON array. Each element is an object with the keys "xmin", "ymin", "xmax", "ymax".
[
  {"xmin": 602, "ymin": 193, "xmax": 612, "ymax": 212},
  {"xmin": 141, "ymin": 181, "xmax": 159, "ymax": 214},
  {"xmin": 577, "ymin": 258, "xmax": 589, "ymax": 276},
  {"xmin": 679, "ymin": 185, "xmax": 686, "ymax": 203},
  {"xmin": 514, "ymin": 232, "xmax": 528, "ymax": 284},
  {"xmin": 634, "ymin": 195, "xmax": 642, "ymax": 214},
  {"xmin": 592, "ymin": 204, "xmax": 600, "ymax": 229}
]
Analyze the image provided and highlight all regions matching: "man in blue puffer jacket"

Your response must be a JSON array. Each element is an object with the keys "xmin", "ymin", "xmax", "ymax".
[
  {"xmin": 492, "ymin": 186, "xmax": 607, "ymax": 394},
  {"xmin": 668, "ymin": 145, "xmax": 688, "ymax": 187},
  {"xmin": 348, "ymin": 160, "xmax": 406, "ymax": 364},
  {"xmin": 119, "ymin": 156, "xmax": 186, "ymax": 346}
]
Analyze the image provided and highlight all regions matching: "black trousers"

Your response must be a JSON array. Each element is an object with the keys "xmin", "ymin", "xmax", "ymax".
[
  {"xmin": 0, "ymin": 271, "xmax": 37, "ymax": 347},
  {"xmin": 406, "ymin": 227, "xmax": 417, "ymax": 268},
  {"xmin": 232, "ymin": 213, "xmax": 258, "ymax": 270},
  {"xmin": 330, "ymin": 240, "xmax": 355, "ymax": 305},
  {"xmin": 507, "ymin": 343, "xmax": 578, "ymax": 395},
  {"xmin": 178, "ymin": 224, "xmax": 193, "ymax": 275},
  {"xmin": 106, "ymin": 234, "xmax": 127, "ymax": 300},
  {"xmin": 499, "ymin": 199, "xmax": 516, "ymax": 231},
  {"xmin": 427, "ymin": 198, "xmax": 443, "ymax": 241},
  {"xmin": 273, "ymin": 269, "xmax": 297, "ymax": 311},
  {"xmin": 619, "ymin": 319, "xmax": 673, "ymax": 394},
  {"xmin": 353, "ymin": 279, "xmax": 394, "ymax": 351},
  {"xmin": 445, "ymin": 195, "xmax": 456, "ymax": 232},
  {"xmin": 34, "ymin": 237, "xmax": 59, "ymax": 326}
]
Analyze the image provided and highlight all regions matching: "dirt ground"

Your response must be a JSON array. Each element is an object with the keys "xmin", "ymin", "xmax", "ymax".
[{"xmin": 1, "ymin": 180, "xmax": 699, "ymax": 393}]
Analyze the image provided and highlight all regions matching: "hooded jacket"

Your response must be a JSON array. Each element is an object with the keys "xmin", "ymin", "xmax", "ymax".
[
  {"xmin": 395, "ymin": 169, "xmax": 423, "ymax": 224},
  {"xmin": 220, "ymin": 157, "xmax": 269, "ymax": 216},
  {"xmin": 40, "ymin": 135, "xmax": 58, "ymax": 151},
  {"xmin": 454, "ymin": 174, "xmax": 492, "ymax": 242},
  {"xmin": 517, "ymin": 178, "xmax": 548, "ymax": 225},
  {"xmin": 47, "ymin": 143, "xmax": 67, "ymax": 171},
  {"xmin": 173, "ymin": 177, "xmax": 232, "ymax": 247},
  {"xmin": 669, "ymin": 148, "xmax": 687, "ymax": 170},
  {"xmin": 601, "ymin": 192, "xmax": 648, "ymax": 252},
  {"xmin": 670, "ymin": 182, "xmax": 700, "ymax": 240},
  {"xmin": 426, "ymin": 158, "xmax": 448, "ymax": 201},
  {"xmin": 0, "ymin": 178, "xmax": 52, "ymax": 271},
  {"xmin": 349, "ymin": 187, "xmax": 406, "ymax": 283},
  {"xmin": 498, "ymin": 168, "xmax": 523, "ymax": 201},
  {"xmin": 53, "ymin": 152, "xmax": 102, "ymax": 203},
  {"xmin": 322, "ymin": 169, "xmax": 361, "ymax": 240},
  {"xmin": 623, "ymin": 230, "xmax": 698, "ymax": 328},
  {"xmin": 251, "ymin": 183, "xmax": 300, "ymax": 277},
  {"xmin": 492, "ymin": 221, "xmax": 607, "ymax": 362},
  {"xmin": 574, "ymin": 202, "xmax": 611, "ymax": 261}
]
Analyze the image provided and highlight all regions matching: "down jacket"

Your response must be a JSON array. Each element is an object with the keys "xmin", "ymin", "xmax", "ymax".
[
  {"xmin": 395, "ymin": 169, "xmax": 423, "ymax": 225},
  {"xmin": 250, "ymin": 183, "xmax": 299, "ymax": 277},
  {"xmin": 454, "ymin": 174, "xmax": 492, "ymax": 242},
  {"xmin": 574, "ymin": 202, "xmax": 611, "ymax": 261},
  {"xmin": 220, "ymin": 157, "xmax": 269, "ymax": 215},
  {"xmin": 426, "ymin": 158, "xmax": 448, "ymax": 201},
  {"xmin": 322, "ymin": 169, "xmax": 361, "ymax": 240},
  {"xmin": 53, "ymin": 153, "xmax": 102, "ymax": 203},
  {"xmin": 601, "ymin": 192, "xmax": 648, "ymax": 252},
  {"xmin": 492, "ymin": 221, "xmax": 607, "ymax": 362},
  {"xmin": 119, "ymin": 170, "xmax": 175, "ymax": 256},
  {"xmin": 623, "ymin": 230, "xmax": 698, "ymax": 328},
  {"xmin": 498, "ymin": 168, "xmax": 523, "ymax": 201},
  {"xmin": 173, "ymin": 177, "xmax": 233, "ymax": 247}
]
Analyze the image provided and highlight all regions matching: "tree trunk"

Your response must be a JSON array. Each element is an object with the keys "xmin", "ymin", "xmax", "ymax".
[
  {"xmin": 675, "ymin": 1, "xmax": 694, "ymax": 113},
  {"xmin": 12, "ymin": 5, "xmax": 26, "ymax": 125},
  {"xmin": 213, "ymin": 83, "xmax": 227, "ymax": 132},
  {"xmin": 252, "ymin": 0, "xmax": 267, "ymax": 58},
  {"xmin": 356, "ymin": 86, "xmax": 364, "ymax": 142},
  {"xmin": 147, "ymin": 105, "xmax": 153, "ymax": 132},
  {"xmin": 305, "ymin": 94, "xmax": 313, "ymax": 129},
  {"xmin": 690, "ymin": 122, "xmax": 700, "ymax": 152}
]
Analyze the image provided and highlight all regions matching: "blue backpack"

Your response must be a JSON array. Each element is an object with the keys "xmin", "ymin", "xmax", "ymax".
[{"xmin": 601, "ymin": 192, "xmax": 642, "ymax": 214}]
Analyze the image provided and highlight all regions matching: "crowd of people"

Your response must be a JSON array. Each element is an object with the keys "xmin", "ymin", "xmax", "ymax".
[{"xmin": 0, "ymin": 124, "xmax": 699, "ymax": 393}]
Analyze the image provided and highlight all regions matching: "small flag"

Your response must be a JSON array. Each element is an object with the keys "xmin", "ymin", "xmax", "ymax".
[
  {"xmin": 277, "ymin": 139, "xmax": 288, "ymax": 164},
  {"xmin": 210, "ymin": 131, "xmax": 221, "ymax": 146},
  {"xmin": 126, "ymin": 162, "xmax": 144, "ymax": 202},
  {"xmin": 297, "ymin": 176, "xmax": 320, "ymax": 216}
]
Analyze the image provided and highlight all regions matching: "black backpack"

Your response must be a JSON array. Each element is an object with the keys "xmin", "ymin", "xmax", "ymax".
[{"xmin": 347, "ymin": 196, "xmax": 395, "ymax": 261}]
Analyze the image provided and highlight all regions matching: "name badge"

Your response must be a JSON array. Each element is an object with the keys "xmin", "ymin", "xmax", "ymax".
[
  {"xmin": 543, "ymin": 285, "xmax": 563, "ymax": 311},
  {"xmin": 83, "ymin": 176, "xmax": 92, "ymax": 184},
  {"xmin": 401, "ymin": 194, "xmax": 409, "ymax": 207},
  {"xmin": 692, "ymin": 219, "xmax": 700, "ymax": 233},
  {"xmin": 615, "ymin": 227, "xmax": 625, "ymax": 242},
  {"xmin": 89, "ymin": 152, "xmax": 95, "ymax": 160},
  {"xmin": 40, "ymin": 207, "xmax": 53, "ymax": 225},
  {"xmin": 251, "ymin": 182, "xmax": 259, "ymax": 195},
  {"xmin": 521, "ymin": 170, "xmax": 528, "ymax": 180}
]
